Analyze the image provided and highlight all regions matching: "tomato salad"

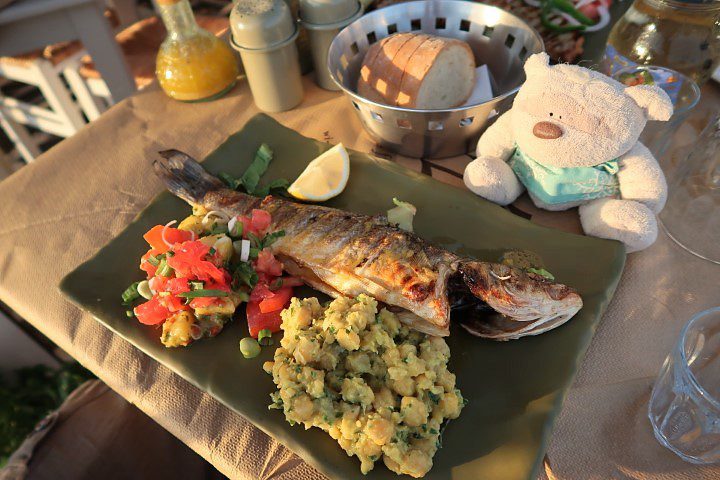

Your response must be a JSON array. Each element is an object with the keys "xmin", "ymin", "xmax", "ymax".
[{"xmin": 121, "ymin": 206, "xmax": 302, "ymax": 348}]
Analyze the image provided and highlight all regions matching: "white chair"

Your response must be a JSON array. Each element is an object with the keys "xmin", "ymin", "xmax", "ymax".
[{"xmin": 0, "ymin": 47, "xmax": 88, "ymax": 162}]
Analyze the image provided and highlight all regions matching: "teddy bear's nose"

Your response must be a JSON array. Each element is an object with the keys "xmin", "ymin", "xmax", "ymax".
[{"xmin": 533, "ymin": 121, "xmax": 563, "ymax": 140}]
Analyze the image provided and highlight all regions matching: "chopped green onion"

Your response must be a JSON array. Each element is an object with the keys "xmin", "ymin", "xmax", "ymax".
[
  {"xmin": 258, "ymin": 329, "xmax": 274, "ymax": 346},
  {"xmin": 231, "ymin": 219, "xmax": 243, "ymax": 238},
  {"xmin": 189, "ymin": 281, "xmax": 204, "ymax": 290},
  {"xmin": 121, "ymin": 282, "xmax": 141, "ymax": 303},
  {"xmin": 235, "ymin": 290, "xmax": 250, "ymax": 303},
  {"xmin": 137, "ymin": 280, "xmax": 153, "ymax": 300},
  {"xmin": 247, "ymin": 232, "xmax": 262, "ymax": 249},
  {"xmin": 147, "ymin": 255, "xmax": 161, "ymax": 267},
  {"xmin": 249, "ymin": 247, "xmax": 259, "ymax": 259},
  {"xmin": 208, "ymin": 247, "xmax": 216, "ymax": 256},
  {"xmin": 177, "ymin": 289, "xmax": 229, "ymax": 298},
  {"xmin": 126, "ymin": 310, "xmax": 135, "ymax": 318},
  {"xmin": 239, "ymin": 337, "xmax": 261, "ymax": 359},
  {"xmin": 261, "ymin": 230, "xmax": 285, "ymax": 249},
  {"xmin": 232, "ymin": 262, "xmax": 258, "ymax": 290},
  {"xmin": 156, "ymin": 258, "xmax": 173, "ymax": 277}
]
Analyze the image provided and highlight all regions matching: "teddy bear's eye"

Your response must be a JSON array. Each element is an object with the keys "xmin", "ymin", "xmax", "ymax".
[
  {"xmin": 559, "ymin": 115, "xmax": 563, "ymax": 120},
  {"xmin": 549, "ymin": 112, "xmax": 553, "ymax": 117}
]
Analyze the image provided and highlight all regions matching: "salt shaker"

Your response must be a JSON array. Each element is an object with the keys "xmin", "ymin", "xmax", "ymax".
[
  {"xmin": 299, "ymin": 0, "xmax": 362, "ymax": 90},
  {"xmin": 229, "ymin": 0, "xmax": 304, "ymax": 112}
]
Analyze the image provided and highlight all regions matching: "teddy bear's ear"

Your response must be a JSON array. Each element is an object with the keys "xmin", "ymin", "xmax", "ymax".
[
  {"xmin": 523, "ymin": 52, "xmax": 550, "ymax": 77},
  {"xmin": 625, "ymin": 85, "xmax": 673, "ymax": 121}
]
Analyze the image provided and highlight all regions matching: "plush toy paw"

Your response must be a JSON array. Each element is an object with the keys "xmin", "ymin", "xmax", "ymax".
[
  {"xmin": 464, "ymin": 156, "xmax": 524, "ymax": 206},
  {"xmin": 579, "ymin": 198, "xmax": 658, "ymax": 253}
]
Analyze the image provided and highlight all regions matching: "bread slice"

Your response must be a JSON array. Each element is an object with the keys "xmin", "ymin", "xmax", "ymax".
[
  {"xmin": 357, "ymin": 33, "xmax": 413, "ymax": 103},
  {"xmin": 356, "ymin": 32, "xmax": 475, "ymax": 109}
]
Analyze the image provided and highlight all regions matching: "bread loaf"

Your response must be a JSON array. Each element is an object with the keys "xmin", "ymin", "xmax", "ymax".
[{"xmin": 356, "ymin": 32, "xmax": 475, "ymax": 109}]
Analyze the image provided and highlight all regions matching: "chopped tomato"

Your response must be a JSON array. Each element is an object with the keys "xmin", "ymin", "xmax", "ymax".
[
  {"xmin": 158, "ymin": 293, "xmax": 188, "ymax": 313},
  {"xmin": 167, "ymin": 241, "xmax": 228, "ymax": 285},
  {"xmin": 255, "ymin": 250, "xmax": 283, "ymax": 276},
  {"xmin": 165, "ymin": 277, "xmax": 191, "ymax": 295},
  {"xmin": 251, "ymin": 209, "xmax": 272, "ymax": 232},
  {"xmin": 189, "ymin": 296, "xmax": 226, "ymax": 309},
  {"xmin": 249, "ymin": 282, "xmax": 274, "ymax": 303},
  {"xmin": 140, "ymin": 249, "xmax": 161, "ymax": 278},
  {"xmin": 143, "ymin": 225, "xmax": 194, "ymax": 253},
  {"xmin": 578, "ymin": 0, "xmax": 610, "ymax": 20},
  {"xmin": 148, "ymin": 275, "xmax": 168, "ymax": 293},
  {"xmin": 134, "ymin": 297, "xmax": 170, "ymax": 325},
  {"xmin": 246, "ymin": 301, "xmax": 283, "ymax": 337},
  {"xmin": 258, "ymin": 286, "xmax": 292, "ymax": 313}
]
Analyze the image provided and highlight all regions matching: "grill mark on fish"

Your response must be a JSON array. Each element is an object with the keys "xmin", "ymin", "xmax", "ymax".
[{"xmin": 153, "ymin": 150, "xmax": 584, "ymax": 339}]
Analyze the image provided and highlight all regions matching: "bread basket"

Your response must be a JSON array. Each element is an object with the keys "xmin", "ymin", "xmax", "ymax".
[{"xmin": 327, "ymin": 0, "xmax": 544, "ymax": 158}]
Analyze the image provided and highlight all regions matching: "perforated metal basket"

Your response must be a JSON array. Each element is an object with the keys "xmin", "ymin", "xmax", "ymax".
[{"xmin": 327, "ymin": 0, "xmax": 543, "ymax": 158}]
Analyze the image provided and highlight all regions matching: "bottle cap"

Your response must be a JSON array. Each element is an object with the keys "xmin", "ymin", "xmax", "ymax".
[
  {"xmin": 299, "ymin": 0, "xmax": 360, "ymax": 26},
  {"xmin": 230, "ymin": 0, "xmax": 296, "ymax": 50}
]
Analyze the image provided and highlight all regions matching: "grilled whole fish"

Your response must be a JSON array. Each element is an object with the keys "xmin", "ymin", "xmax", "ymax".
[{"xmin": 154, "ymin": 150, "xmax": 583, "ymax": 340}]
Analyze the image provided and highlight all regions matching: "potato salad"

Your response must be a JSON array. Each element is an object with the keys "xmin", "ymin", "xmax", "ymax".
[{"xmin": 264, "ymin": 294, "xmax": 465, "ymax": 478}]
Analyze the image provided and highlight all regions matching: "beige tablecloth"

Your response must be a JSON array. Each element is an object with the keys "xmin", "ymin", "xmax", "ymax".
[{"xmin": 1, "ymin": 76, "xmax": 719, "ymax": 480}]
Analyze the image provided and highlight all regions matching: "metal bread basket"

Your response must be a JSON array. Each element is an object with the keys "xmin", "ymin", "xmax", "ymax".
[{"xmin": 327, "ymin": 0, "xmax": 544, "ymax": 158}]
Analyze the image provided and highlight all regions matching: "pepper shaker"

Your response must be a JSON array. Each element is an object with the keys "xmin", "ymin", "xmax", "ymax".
[
  {"xmin": 299, "ymin": 0, "xmax": 362, "ymax": 90},
  {"xmin": 230, "ymin": 0, "xmax": 304, "ymax": 112}
]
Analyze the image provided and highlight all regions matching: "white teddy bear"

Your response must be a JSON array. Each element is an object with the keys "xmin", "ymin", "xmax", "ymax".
[{"xmin": 464, "ymin": 52, "xmax": 673, "ymax": 252}]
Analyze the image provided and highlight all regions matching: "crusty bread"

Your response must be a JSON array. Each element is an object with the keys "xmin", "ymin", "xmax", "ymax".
[
  {"xmin": 357, "ymin": 33, "xmax": 412, "ymax": 103},
  {"xmin": 356, "ymin": 32, "xmax": 475, "ymax": 109}
]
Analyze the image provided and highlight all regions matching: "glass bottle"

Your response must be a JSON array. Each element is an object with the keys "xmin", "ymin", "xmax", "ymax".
[
  {"xmin": 155, "ymin": 0, "xmax": 239, "ymax": 102},
  {"xmin": 600, "ymin": 0, "xmax": 720, "ymax": 86}
]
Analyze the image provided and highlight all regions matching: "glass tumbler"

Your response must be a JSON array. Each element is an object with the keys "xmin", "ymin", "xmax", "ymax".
[
  {"xmin": 649, "ymin": 307, "xmax": 720, "ymax": 464},
  {"xmin": 659, "ymin": 115, "xmax": 720, "ymax": 264},
  {"xmin": 613, "ymin": 65, "xmax": 700, "ymax": 168}
]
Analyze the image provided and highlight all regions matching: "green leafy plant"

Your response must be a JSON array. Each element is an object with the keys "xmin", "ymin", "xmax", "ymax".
[{"xmin": 0, "ymin": 363, "xmax": 94, "ymax": 467}]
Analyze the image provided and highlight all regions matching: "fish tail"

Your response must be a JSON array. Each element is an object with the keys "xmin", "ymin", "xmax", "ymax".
[{"xmin": 153, "ymin": 150, "xmax": 225, "ymax": 204}]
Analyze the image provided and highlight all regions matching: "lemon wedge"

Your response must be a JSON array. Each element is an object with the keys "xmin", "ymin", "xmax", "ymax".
[{"xmin": 288, "ymin": 143, "xmax": 350, "ymax": 201}]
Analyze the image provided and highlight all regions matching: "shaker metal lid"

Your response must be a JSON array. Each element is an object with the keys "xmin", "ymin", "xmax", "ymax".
[
  {"xmin": 230, "ymin": 0, "xmax": 296, "ymax": 50},
  {"xmin": 299, "ymin": 0, "xmax": 360, "ymax": 26}
]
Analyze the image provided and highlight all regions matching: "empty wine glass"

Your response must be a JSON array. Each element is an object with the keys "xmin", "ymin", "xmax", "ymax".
[
  {"xmin": 649, "ymin": 307, "xmax": 720, "ymax": 464},
  {"xmin": 660, "ymin": 115, "xmax": 720, "ymax": 264}
]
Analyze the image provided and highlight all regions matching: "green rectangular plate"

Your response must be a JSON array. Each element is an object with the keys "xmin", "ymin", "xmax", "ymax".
[{"xmin": 60, "ymin": 114, "xmax": 625, "ymax": 480}]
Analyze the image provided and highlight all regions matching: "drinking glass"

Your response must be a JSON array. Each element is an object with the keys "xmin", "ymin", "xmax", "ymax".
[
  {"xmin": 659, "ymin": 115, "xmax": 720, "ymax": 264},
  {"xmin": 612, "ymin": 65, "xmax": 700, "ymax": 169},
  {"xmin": 649, "ymin": 307, "xmax": 720, "ymax": 464}
]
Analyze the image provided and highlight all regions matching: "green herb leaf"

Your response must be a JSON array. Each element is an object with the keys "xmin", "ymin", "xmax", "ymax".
[
  {"xmin": 427, "ymin": 391, "xmax": 441, "ymax": 405},
  {"xmin": 269, "ymin": 278, "xmax": 283, "ymax": 291},
  {"xmin": 219, "ymin": 172, "xmax": 242, "ymax": 190},
  {"xmin": 526, "ymin": 267, "xmax": 555, "ymax": 281},
  {"xmin": 241, "ymin": 143, "xmax": 273, "ymax": 194},
  {"xmin": 252, "ymin": 178, "xmax": 290, "ymax": 198}
]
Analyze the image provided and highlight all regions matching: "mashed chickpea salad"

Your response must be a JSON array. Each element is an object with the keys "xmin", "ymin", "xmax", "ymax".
[{"xmin": 264, "ymin": 294, "xmax": 466, "ymax": 478}]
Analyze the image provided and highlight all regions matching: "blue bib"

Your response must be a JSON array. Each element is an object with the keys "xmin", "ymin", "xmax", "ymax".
[{"xmin": 509, "ymin": 146, "xmax": 620, "ymax": 206}]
